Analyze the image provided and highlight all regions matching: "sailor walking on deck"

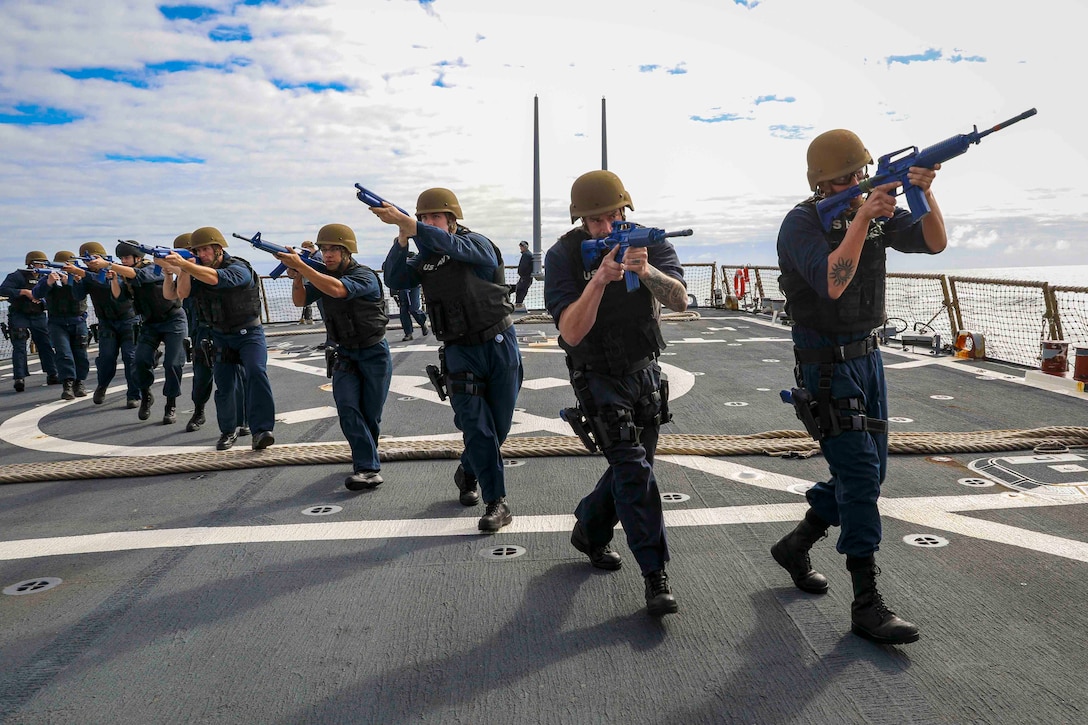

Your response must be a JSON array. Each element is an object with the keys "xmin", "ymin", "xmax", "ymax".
[
  {"xmin": 76, "ymin": 242, "xmax": 139, "ymax": 407},
  {"xmin": 0, "ymin": 251, "xmax": 59, "ymax": 391},
  {"xmin": 96, "ymin": 241, "xmax": 188, "ymax": 423},
  {"xmin": 545, "ymin": 170, "xmax": 689, "ymax": 616},
  {"xmin": 279, "ymin": 223, "xmax": 392, "ymax": 491},
  {"xmin": 37, "ymin": 251, "xmax": 91, "ymax": 401},
  {"xmin": 164, "ymin": 233, "xmax": 246, "ymax": 435},
  {"xmin": 772, "ymin": 128, "xmax": 947, "ymax": 645},
  {"xmin": 162, "ymin": 227, "xmax": 275, "ymax": 452},
  {"xmin": 513, "ymin": 240, "xmax": 533, "ymax": 312},
  {"xmin": 373, "ymin": 187, "xmax": 523, "ymax": 533}
]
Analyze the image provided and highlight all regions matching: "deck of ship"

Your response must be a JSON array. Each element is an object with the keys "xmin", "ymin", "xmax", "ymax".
[{"xmin": 1, "ymin": 309, "xmax": 1086, "ymax": 724}]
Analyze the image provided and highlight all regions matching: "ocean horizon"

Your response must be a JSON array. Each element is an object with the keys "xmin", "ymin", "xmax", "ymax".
[{"xmin": 936, "ymin": 264, "xmax": 1087, "ymax": 288}]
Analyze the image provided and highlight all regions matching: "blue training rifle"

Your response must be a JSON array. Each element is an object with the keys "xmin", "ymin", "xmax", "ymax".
[
  {"xmin": 354, "ymin": 184, "xmax": 409, "ymax": 215},
  {"xmin": 580, "ymin": 221, "xmax": 694, "ymax": 292},
  {"xmin": 231, "ymin": 232, "xmax": 327, "ymax": 279},
  {"xmin": 815, "ymin": 108, "xmax": 1038, "ymax": 231}
]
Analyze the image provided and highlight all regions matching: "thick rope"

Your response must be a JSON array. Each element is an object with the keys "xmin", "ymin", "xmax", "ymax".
[{"xmin": 2, "ymin": 426, "xmax": 1086, "ymax": 485}]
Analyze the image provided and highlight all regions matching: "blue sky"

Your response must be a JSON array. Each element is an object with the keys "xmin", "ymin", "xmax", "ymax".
[{"xmin": 0, "ymin": 0, "xmax": 1083, "ymax": 274}]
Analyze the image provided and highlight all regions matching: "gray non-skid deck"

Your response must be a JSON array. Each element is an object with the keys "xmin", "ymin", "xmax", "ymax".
[{"xmin": 1, "ymin": 311, "xmax": 1086, "ymax": 724}]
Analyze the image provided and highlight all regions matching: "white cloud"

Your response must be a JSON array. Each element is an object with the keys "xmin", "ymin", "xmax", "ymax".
[{"xmin": 0, "ymin": 0, "xmax": 1085, "ymax": 276}]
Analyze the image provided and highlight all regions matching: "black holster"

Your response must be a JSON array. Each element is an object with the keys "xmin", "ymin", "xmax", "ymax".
[{"xmin": 426, "ymin": 345, "xmax": 448, "ymax": 400}]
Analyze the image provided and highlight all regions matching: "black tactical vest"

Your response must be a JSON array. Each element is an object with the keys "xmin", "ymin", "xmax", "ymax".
[
  {"xmin": 44, "ymin": 279, "xmax": 87, "ymax": 318},
  {"xmin": 191, "ymin": 256, "xmax": 262, "ymax": 333},
  {"xmin": 417, "ymin": 227, "xmax": 512, "ymax": 344},
  {"xmin": 86, "ymin": 278, "xmax": 135, "ymax": 321},
  {"xmin": 779, "ymin": 200, "xmax": 887, "ymax": 334},
  {"xmin": 126, "ymin": 261, "xmax": 182, "ymax": 323},
  {"xmin": 321, "ymin": 262, "xmax": 389, "ymax": 349},
  {"xmin": 556, "ymin": 228, "xmax": 665, "ymax": 374},
  {"xmin": 8, "ymin": 271, "xmax": 46, "ymax": 316}
]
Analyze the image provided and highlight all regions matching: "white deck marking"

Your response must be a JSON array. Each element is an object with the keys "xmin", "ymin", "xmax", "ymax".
[
  {"xmin": 519, "ymin": 377, "xmax": 569, "ymax": 390},
  {"xmin": 5, "ymin": 330, "xmax": 1085, "ymax": 565},
  {"xmin": 2, "ymin": 492, "xmax": 1084, "ymax": 563},
  {"xmin": 276, "ymin": 406, "xmax": 339, "ymax": 425},
  {"xmin": 0, "ymin": 353, "xmax": 693, "ymax": 455}
]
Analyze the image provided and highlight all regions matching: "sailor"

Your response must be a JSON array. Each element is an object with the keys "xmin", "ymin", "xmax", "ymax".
[
  {"xmin": 772, "ymin": 128, "xmax": 946, "ymax": 645},
  {"xmin": 395, "ymin": 252, "xmax": 429, "ymax": 342},
  {"xmin": 90, "ymin": 241, "xmax": 187, "ymax": 423},
  {"xmin": 279, "ymin": 224, "xmax": 392, "ymax": 490},
  {"xmin": 373, "ymin": 188, "xmax": 523, "ymax": 532},
  {"xmin": 37, "ymin": 250, "xmax": 91, "ymax": 401},
  {"xmin": 513, "ymin": 240, "xmax": 533, "ymax": 312},
  {"xmin": 163, "ymin": 227, "xmax": 275, "ymax": 452},
  {"xmin": 76, "ymin": 241, "xmax": 139, "ymax": 406},
  {"xmin": 0, "ymin": 251, "xmax": 59, "ymax": 391},
  {"xmin": 544, "ymin": 170, "xmax": 688, "ymax": 616},
  {"xmin": 160, "ymin": 233, "xmax": 245, "ymax": 434}
]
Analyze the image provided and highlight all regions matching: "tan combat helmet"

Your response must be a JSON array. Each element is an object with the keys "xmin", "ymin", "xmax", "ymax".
[
  {"xmin": 806, "ymin": 129, "xmax": 873, "ymax": 191},
  {"xmin": 78, "ymin": 241, "xmax": 107, "ymax": 257},
  {"xmin": 190, "ymin": 227, "xmax": 228, "ymax": 249},
  {"xmin": 569, "ymin": 170, "xmax": 633, "ymax": 223},
  {"xmin": 415, "ymin": 188, "xmax": 463, "ymax": 220},
  {"xmin": 315, "ymin": 224, "xmax": 358, "ymax": 254},
  {"xmin": 25, "ymin": 250, "xmax": 48, "ymax": 266}
]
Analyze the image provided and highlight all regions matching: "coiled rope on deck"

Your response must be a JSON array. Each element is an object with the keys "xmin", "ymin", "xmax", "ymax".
[{"xmin": 2, "ymin": 426, "xmax": 1086, "ymax": 485}]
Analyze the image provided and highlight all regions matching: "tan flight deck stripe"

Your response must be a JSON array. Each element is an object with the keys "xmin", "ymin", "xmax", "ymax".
[{"xmin": 1, "ymin": 428, "xmax": 1087, "ymax": 485}]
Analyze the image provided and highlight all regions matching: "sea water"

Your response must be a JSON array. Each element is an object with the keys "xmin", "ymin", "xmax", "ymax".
[{"xmin": 944, "ymin": 265, "xmax": 1088, "ymax": 287}]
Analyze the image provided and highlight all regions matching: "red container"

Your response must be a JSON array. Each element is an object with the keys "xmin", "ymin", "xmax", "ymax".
[
  {"xmin": 1074, "ymin": 347, "xmax": 1088, "ymax": 383},
  {"xmin": 1040, "ymin": 340, "xmax": 1069, "ymax": 375}
]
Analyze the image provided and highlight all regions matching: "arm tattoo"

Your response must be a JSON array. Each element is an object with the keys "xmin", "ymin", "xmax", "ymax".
[
  {"xmin": 829, "ymin": 258, "xmax": 855, "ymax": 288},
  {"xmin": 642, "ymin": 268, "xmax": 688, "ymax": 312}
]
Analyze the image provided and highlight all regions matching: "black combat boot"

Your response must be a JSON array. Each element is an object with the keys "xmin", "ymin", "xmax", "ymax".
[
  {"xmin": 93, "ymin": 386, "xmax": 107, "ymax": 404},
  {"xmin": 454, "ymin": 464, "xmax": 480, "ymax": 506},
  {"xmin": 644, "ymin": 569, "xmax": 679, "ymax": 616},
  {"xmin": 186, "ymin": 405, "xmax": 206, "ymax": 432},
  {"xmin": 14, "ymin": 379, "xmax": 25, "ymax": 392},
  {"xmin": 138, "ymin": 388, "xmax": 154, "ymax": 421},
  {"xmin": 570, "ymin": 520, "xmax": 622, "ymax": 570},
  {"xmin": 61, "ymin": 379, "xmax": 75, "ymax": 400},
  {"xmin": 771, "ymin": 509, "xmax": 830, "ymax": 594},
  {"xmin": 163, "ymin": 397, "xmax": 177, "ymax": 425},
  {"xmin": 73, "ymin": 380, "xmax": 87, "ymax": 397},
  {"xmin": 847, "ymin": 555, "xmax": 919, "ymax": 645},
  {"xmin": 478, "ymin": 498, "xmax": 512, "ymax": 532},
  {"xmin": 47, "ymin": 374, "xmax": 61, "ymax": 385}
]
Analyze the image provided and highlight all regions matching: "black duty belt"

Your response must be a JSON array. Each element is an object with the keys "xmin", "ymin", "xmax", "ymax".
[
  {"xmin": 213, "ymin": 317, "xmax": 262, "ymax": 335},
  {"xmin": 794, "ymin": 332, "xmax": 879, "ymax": 365},
  {"xmin": 446, "ymin": 315, "xmax": 513, "ymax": 347},
  {"xmin": 576, "ymin": 355, "xmax": 656, "ymax": 377}
]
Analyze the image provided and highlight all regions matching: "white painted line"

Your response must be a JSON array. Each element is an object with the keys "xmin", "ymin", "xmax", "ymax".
[
  {"xmin": 885, "ymin": 359, "xmax": 943, "ymax": 369},
  {"xmin": 2, "ymin": 494, "xmax": 1084, "ymax": 563},
  {"xmin": 276, "ymin": 406, "xmax": 339, "ymax": 425},
  {"xmin": 520, "ymin": 377, "xmax": 570, "ymax": 390}
]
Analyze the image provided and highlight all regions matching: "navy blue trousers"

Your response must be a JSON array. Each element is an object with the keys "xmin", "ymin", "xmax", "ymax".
[
  {"xmin": 332, "ymin": 341, "xmax": 392, "ymax": 473},
  {"xmin": 794, "ymin": 329, "xmax": 888, "ymax": 558},
  {"xmin": 445, "ymin": 327, "xmax": 523, "ymax": 503},
  {"xmin": 211, "ymin": 325, "xmax": 274, "ymax": 435},
  {"xmin": 397, "ymin": 287, "xmax": 427, "ymax": 335},
  {"xmin": 49, "ymin": 315, "xmax": 90, "ymax": 382},
  {"xmin": 95, "ymin": 316, "xmax": 138, "ymax": 399},
  {"xmin": 574, "ymin": 363, "xmax": 669, "ymax": 575},
  {"xmin": 135, "ymin": 315, "xmax": 187, "ymax": 399},
  {"xmin": 8, "ymin": 312, "xmax": 57, "ymax": 380}
]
